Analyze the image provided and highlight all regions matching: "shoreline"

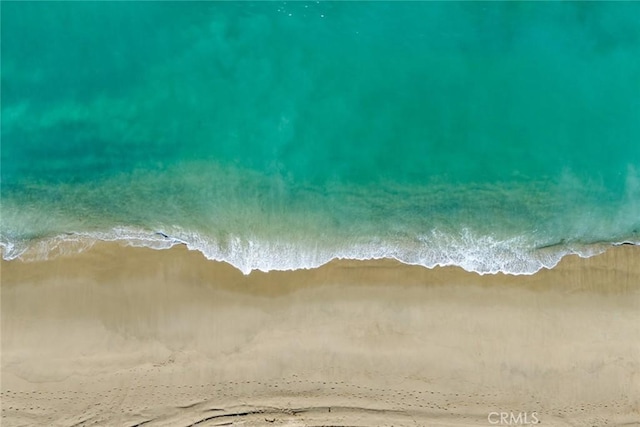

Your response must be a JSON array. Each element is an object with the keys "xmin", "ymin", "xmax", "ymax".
[
  {"xmin": 3, "ymin": 241, "xmax": 640, "ymax": 294},
  {"xmin": 3, "ymin": 228, "xmax": 636, "ymax": 276},
  {"xmin": 2, "ymin": 243, "xmax": 639, "ymax": 426}
]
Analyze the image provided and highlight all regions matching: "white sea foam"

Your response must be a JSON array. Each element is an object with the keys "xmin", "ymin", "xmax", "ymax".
[{"xmin": 1, "ymin": 226, "xmax": 629, "ymax": 276}]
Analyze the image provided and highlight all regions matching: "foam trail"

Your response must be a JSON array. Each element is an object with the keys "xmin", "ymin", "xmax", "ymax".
[{"xmin": 1, "ymin": 227, "xmax": 628, "ymax": 276}]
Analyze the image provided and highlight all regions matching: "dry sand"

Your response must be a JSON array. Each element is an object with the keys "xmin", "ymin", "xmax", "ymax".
[{"xmin": 1, "ymin": 243, "xmax": 639, "ymax": 426}]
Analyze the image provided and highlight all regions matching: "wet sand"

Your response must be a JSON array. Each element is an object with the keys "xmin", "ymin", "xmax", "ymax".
[{"xmin": 1, "ymin": 244, "xmax": 639, "ymax": 426}]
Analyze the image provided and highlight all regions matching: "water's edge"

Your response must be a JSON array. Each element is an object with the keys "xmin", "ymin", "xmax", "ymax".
[{"xmin": 2, "ymin": 227, "xmax": 636, "ymax": 276}]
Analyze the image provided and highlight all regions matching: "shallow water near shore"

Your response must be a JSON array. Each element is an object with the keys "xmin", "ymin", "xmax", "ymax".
[{"xmin": 2, "ymin": 2, "xmax": 640, "ymax": 274}]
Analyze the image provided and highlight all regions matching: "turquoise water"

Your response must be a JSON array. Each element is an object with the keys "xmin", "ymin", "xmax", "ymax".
[{"xmin": 2, "ymin": 2, "xmax": 639, "ymax": 273}]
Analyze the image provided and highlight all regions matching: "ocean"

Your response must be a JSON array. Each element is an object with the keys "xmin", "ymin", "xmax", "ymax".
[{"xmin": 2, "ymin": 1, "xmax": 639, "ymax": 274}]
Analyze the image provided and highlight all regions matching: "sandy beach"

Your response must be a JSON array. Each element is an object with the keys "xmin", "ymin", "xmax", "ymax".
[{"xmin": 1, "ymin": 244, "xmax": 639, "ymax": 426}]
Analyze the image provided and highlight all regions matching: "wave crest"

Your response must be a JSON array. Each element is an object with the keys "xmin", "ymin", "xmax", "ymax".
[{"xmin": 1, "ymin": 226, "xmax": 623, "ymax": 276}]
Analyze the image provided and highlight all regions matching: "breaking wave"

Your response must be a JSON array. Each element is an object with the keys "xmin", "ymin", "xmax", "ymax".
[{"xmin": 1, "ymin": 226, "xmax": 628, "ymax": 276}]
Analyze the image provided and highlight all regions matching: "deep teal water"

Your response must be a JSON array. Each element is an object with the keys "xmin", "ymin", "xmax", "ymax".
[{"xmin": 2, "ymin": 2, "xmax": 639, "ymax": 273}]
